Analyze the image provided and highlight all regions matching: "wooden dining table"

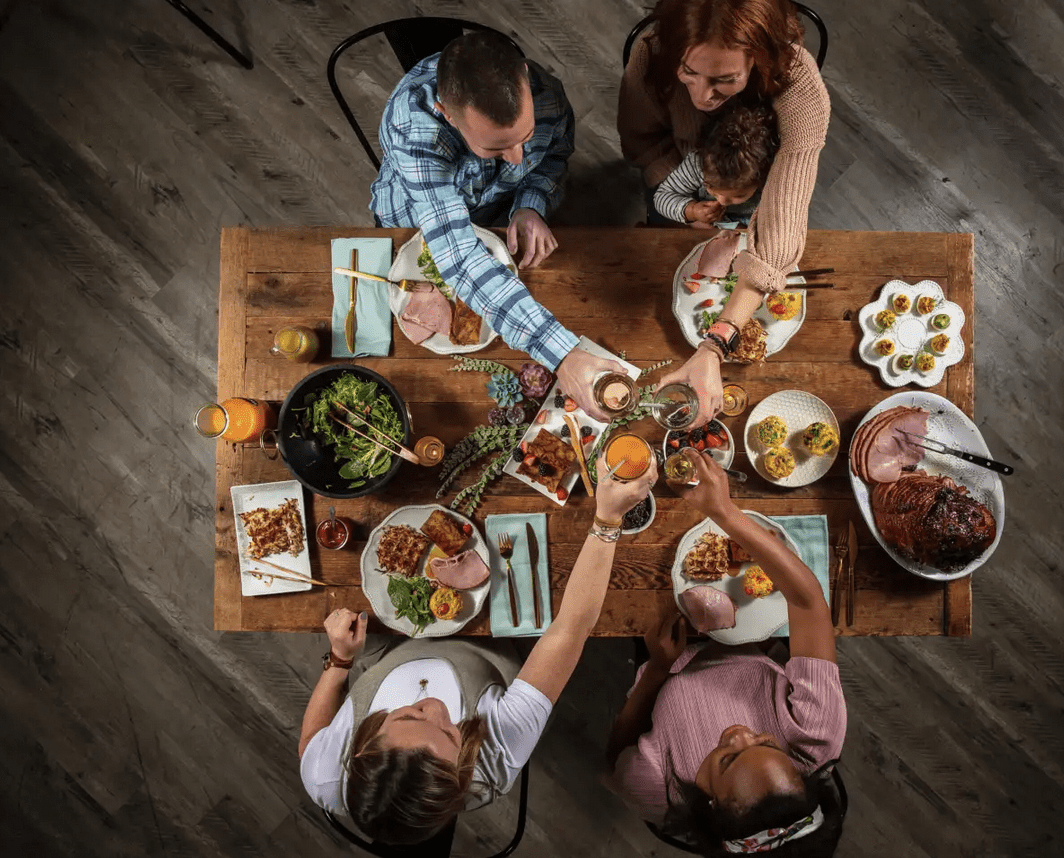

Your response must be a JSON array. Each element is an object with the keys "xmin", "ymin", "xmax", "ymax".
[{"xmin": 214, "ymin": 226, "xmax": 974, "ymax": 637}]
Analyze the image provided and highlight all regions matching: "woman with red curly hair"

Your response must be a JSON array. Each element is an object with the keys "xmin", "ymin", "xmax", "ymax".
[{"xmin": 619, "ymin": 0, "xmax": 830, "ymax": 421}]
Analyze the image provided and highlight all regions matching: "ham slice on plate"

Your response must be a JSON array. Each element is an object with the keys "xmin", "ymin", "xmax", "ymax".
[
  {"xmin": 681, "ymin": 586, "xmax": 737, "ymax": 632},
  {"xmin": 866, "ymin": 410, "xmax": 929, "ymax": 482},
  {"xmin": 696, "ymin": 230, "xmax": 743, "ymax": 278},
  {"xmin": 429, "ymin": 549, "xmax": 490, "ymax": 590},
  {"xmin": 398, "ymin": 283, "xmax": 452, "ymax": 344}
]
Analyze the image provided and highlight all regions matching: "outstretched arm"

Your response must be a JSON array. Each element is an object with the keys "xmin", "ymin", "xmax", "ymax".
[
  {"xmin": 516, "ymin": 456, "xmax": 658, "ymax": 703},
  {"xmin": 298, "ymin": 610, "xmax": 368, "ymax": 759}
]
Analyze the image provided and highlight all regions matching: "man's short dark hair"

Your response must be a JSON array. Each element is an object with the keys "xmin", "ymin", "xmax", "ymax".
[{"xmin": 437, "ymin": 31, "xmax": 527, "ymax": 126}]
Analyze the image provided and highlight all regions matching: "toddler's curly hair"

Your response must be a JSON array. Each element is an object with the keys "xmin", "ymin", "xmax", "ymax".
[{"xmin": 700, "ymin": 103, "xmax": 779, "ymax": 191}]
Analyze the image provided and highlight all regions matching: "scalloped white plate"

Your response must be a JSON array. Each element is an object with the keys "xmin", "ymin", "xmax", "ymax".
[
  {"xmin": 857, "ymin": 280, "xmax": 965, "ymax": 387},
  {"xmin": 388, "ymin": 226, "xmax": 512, "ymax": 353},
  {"xmin": 361, "ymin": 504, "xmax": 491, "ymax": 636},
  {"xmin": 848, "ymin": 391, "xmax": 1004, "ymax": 581},
  {"xmin": 672, "ymin": 511, "xmax": 799, "ymax": 644},
  {"xmin": 744, "ymin": 390, "xmax": 840, "ymax": 487},
  {"xmin": 671, "ymin": 232, "xmax": 806, "ymax": 354}
]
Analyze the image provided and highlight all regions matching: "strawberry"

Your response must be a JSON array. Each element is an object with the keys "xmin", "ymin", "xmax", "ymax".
[
  {"xmin": 523, "ymin": 454, "xmax": 538, "ymax": 468},
  {"xmin": 582, "ymin": 433, "xmax": 596, "ymax": 446},
  {"xmin": 461, "ymin": 523, "xmax": 473, "ymax": 536},
  {"xmin": 520, "ymin": 440, "xmax": 529, "ymax": 453},
  {"xmin": 535, "ymin": 410, "xmax": 548, "ymax": 424},
  {"xmin": 693, "ymin": 439, "xmax": 705, "ymax": 451},
  {"xmin": 556, "ymin": 486, "xmax": 569, "ymax": 501},
  {"xmin": 668, "ymin": 438, "xmax": 680, "ymax": 448},
  {"xmin": 690, "ymin": 272, "xmax": 706, "ymax": 280},
  {"xmin": 703, "ymin": 433, "xmax": 723, "ymax": 449},
  {"xmin": 563, "ymin": 397, "xmax": 578, "ymax": 412},
  {"xmin": 696, "ymin": 298, "xmax": 715, "ymax": 308}
]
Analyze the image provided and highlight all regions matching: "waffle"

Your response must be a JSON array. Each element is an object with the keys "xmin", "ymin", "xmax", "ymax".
[
  {"xmin": 449, "ymin": 298, "xmax": 483, "ymax": 345},
  {"xmin": 376, "ymin": 525, "xmax": 431, "ymax": 577},
  {"xmin": 730, "ymin": 319, "xmax": 767, "ymax": 365},
  {"xmin": 239, "ymin": 498, "xmax": 304, "ymax": 560},
  {"xmin": 682, "ymin": 533, "xmax": 729, "ymax": 581}
]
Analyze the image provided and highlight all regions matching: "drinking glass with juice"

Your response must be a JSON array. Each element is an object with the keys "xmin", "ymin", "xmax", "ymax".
[
  {"xmin": 603, "ymin": 433, "xmax": 654, "ymax": 482},
  {"xmin": 194, "ymin": 398, "xmax": 274, "ymax": 443},
  {"xmin": 271, "ymin": 326, "xmax": 319, "ymax": 363}
]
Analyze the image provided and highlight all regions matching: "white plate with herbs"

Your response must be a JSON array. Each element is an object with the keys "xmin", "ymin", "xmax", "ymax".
[
  {"xmin": 671, "ymin": 232, "xmax": 806, "ymax": 355},
  {"xmin": 388, "ymin": 226, "xmax": 513, "ymax": 354},
  {"xmin": 857, "ymin": 279, "xmax": 965, "ymax": 388},
  {"xmin": 361, "ymin": 504, "xmax": 491, "ymax": 636}
]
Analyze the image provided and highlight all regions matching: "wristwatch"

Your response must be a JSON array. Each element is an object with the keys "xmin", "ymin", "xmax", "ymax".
[
  {"xmin": 322, "ymin": 650, "xmax": 355, "ymax": 672},
  {"xmin": 702, "ymin": 320, "xmax": 740, "ymax": 356}
]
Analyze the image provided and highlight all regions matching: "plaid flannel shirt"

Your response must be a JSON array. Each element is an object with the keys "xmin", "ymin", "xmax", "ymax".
[{"xmin": 370, "ymin": 55, "xmax": 579, "ymax": 369}]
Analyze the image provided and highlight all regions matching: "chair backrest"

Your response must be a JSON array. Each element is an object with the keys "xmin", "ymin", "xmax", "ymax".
[
  {"xmin": 322, "ymin": 761, "xmax": 529, "ymax": 858},
  {"xmin": 622, "ymin": 3, "xmax": 827, "ymax": 70},
  {"xmin": 327, "ymin": 18, "xmax": 524, "ymax": 171}
]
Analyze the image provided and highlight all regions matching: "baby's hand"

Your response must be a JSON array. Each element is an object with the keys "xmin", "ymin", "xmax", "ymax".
[{"xmin": 684, "ymin": 200, "xmax": 726, "ymax": 225}]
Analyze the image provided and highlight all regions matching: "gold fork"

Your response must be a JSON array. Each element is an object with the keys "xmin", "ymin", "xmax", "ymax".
[
  {"xmin": 830, "ymin": 530, "xmax": 848, "ymax": 627},
  {"xmin": 497, "ymin": 533, "xmax": 520, "ymax": 627}
]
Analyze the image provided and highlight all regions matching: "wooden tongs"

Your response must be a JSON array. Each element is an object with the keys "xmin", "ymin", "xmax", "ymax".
[{"xmin": 329, "ymin": 401, "xmax": 423, "ymax": 465}]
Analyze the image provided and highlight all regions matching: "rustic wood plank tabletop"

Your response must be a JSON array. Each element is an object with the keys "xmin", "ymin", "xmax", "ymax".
[{"xmin": 214, "ymin": 226, "xmax": 974, "ymax": 636}]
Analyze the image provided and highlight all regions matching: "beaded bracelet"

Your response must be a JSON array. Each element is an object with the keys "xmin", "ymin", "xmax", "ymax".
[{"xmin": 589, "ymin": 523, "xmax": 622, "ymax": 543}]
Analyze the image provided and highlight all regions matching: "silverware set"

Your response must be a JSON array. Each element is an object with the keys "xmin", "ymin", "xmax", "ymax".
[
  {"xmin": 497, "ymin": 529, "xmax": 545, "ymax": 629},
  {"xmin": 831, "ymin": 521, "xmax": 858, "ymax": 627}
]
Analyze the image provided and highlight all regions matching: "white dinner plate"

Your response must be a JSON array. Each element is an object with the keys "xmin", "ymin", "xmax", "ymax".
[
  {"xmin": 848, "ymin": 391, "xmax": 1004, "ymax": 581},
  {"xmin": 672, "ymin": 511, "xmax": 799, "ymax": 644},
  {"xmin": 744, "ymin": 390, "xmax": 840, "ymax": 487},
  {"xmin": 361, "ymin": 504, "xmax": 491, "ymax": 635},
  {"xmin": 671, "ymin": 232, "xmax": 806, "ymax": 354},
  {"xmin": 388, "ymin": 226, "xmax": 513, "ymax": 353},
  {"xmin": 231, "ymin": 480, "xmax": 312, "ymax": 597},
  {"xmin": 857, "ymin": 280, "xmax": 965, "ymax": 388}
]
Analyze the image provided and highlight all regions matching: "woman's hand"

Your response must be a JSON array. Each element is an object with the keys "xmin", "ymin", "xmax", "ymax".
[
  {"xmin": 645, "ymin": 610, "xmax": 687, "ymax": 675},
  {"xmin": 594, "ymin": 452, "xmax": 658, "ymax": 524},
  {"xmin": 324, "ymin": 608, "xmax": 368, "ymax": 662},
  {"xmin": 655, "ymin": 345, "xmax": 723, "ymax": 426},
  {"xmin": 668, "ymin": 448, "xmax": 735, "ymax": 521},
  {"xmin": 556, "ymin": 347, "xmax": 626, "ymax": 422}
]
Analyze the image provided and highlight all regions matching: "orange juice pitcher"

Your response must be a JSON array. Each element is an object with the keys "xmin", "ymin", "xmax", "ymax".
[{"xmin": 194, "ymin": 398, "xmax": 275, "ymax": 443}]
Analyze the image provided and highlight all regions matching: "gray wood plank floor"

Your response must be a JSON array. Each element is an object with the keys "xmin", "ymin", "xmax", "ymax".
[{"xmin": 1, "ymin": 1, "xmax": 1061, "ymax": 855}]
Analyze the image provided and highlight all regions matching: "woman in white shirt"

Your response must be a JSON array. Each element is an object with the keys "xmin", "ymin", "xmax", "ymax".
[{"xmin": 298, "ymin": 455, "xmax": 657, "ymax": 845}]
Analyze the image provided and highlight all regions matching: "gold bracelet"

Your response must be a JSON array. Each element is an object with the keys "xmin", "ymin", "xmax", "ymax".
[
  {"xmin": 594, "ymin": 515, "xmax": 624, "ymax": 529},
  {"xmin": 697, "ymin": 338, "xmax": 725, "ymax": 362}
]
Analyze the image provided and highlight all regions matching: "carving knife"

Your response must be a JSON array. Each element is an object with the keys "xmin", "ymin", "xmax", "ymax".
[
  {"xmin": 526, "ymin": 522, "xmax": 543, "ymax": 629},
  {"xmin": 846, "ymin": 520, "xmax": 858, "ymax": 626},
  {"xmin": 344, "ymin": 250, "xmax": 357, "ymax": 353}
]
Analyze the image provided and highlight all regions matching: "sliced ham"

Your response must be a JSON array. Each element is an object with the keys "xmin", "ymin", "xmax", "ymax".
[
  {"xmin": 866, "ymin": 410, "xmax": 929, "ymax": 483},
  {"xmin": 696, "ymin": 230, "xmax": 743, "ymax": 278},
  {"xmin": 398, "ymin": 283, "xmax": 452, "ymax": 345},
  {"xmin": 429, "ymin": 549, "xmax": 490, "ymax": 590},
  {"xmin": 681, "ymin": 586, "xmax": 737, "ymax": 632}
]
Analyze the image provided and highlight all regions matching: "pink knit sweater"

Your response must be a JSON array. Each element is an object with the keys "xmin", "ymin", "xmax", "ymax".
[
  {"xmin": 618, "ymin": 32, "xmax": 830, "ymax": 293},
  {"xmin": 612, "ymin": 647, "xmax": 846, "ymax": 823}
]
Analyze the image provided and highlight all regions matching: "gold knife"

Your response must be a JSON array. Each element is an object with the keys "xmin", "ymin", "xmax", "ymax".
[
  {"xmin": 526, "ymin": 521, "xmax": 543, "ymax": 629},
  {"xmin": 344, "ymin": 249, "xmax": 357, "ymax": 353},
  {"xmin": 846, "ymin": 520, "xmax": 858, "ymax": 626}
]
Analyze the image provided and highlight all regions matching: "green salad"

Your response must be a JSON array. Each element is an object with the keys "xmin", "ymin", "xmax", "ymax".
[
  {"xmin": 416, "ymin": 241, "xmax": 454, "ymax": 299},
  {"xmin": 386, "ymin": 574, "xmax": 436, "ymax": 635},
  {"xmin": 302, "ymin": 373, "xmax": 405, "ymax": 489}
]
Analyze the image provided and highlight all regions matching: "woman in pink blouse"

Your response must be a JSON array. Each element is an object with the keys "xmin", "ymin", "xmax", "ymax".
[
  {"xmin": 619, "ymin": 0, "xmax": 830, "ymax": 422},
  {"xmin": 607, "ymin": 450, "xmax": 847, "ymax": 855}
]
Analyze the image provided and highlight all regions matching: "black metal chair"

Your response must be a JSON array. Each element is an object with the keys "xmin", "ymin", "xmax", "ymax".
[
  {"xmin": 327, "ymin": 18, "xmax": 524, "ymax": 171},
  {"xmin": 164, "ymin": 0, "xmax": 253, "ymax": 69},
  {"xmin": 622, "ymin": 2, "xmax": 828, "ymax": 69},
  {"xmin": 322, "ymin": 761, "xmax": 529, "ymax": 857}
]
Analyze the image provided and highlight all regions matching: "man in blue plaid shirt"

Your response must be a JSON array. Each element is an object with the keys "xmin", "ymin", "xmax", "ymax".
[{"xmin": 371, "ymin": 32, "xmax": 621, "ymax": 419}]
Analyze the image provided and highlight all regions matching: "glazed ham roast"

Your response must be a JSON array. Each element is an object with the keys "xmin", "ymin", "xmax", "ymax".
[
  {"xmin": 871, "ymin": 472, "xmax": 996, "ymax": 571},
  {"xmin": 850, "ymin": 406, "xmax": 929, "ymax": 484}
]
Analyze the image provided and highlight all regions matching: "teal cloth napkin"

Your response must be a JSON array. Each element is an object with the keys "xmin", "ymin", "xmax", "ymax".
[
  {"xmin": 484, "ymin": 513, "xmax": 552, "ymax": 637},
  {"xmin": 767, "ymin": 514, "xmax": 830, "ymax": 638},
  {"xmin": 330, "ymin": 237, "xmax": 393, "ymax": 357}
]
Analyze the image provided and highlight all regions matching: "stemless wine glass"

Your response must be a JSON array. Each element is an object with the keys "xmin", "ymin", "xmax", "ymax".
[{"xmin": 652, "ymin": 383, "xmax": 699, "ymax": 430}]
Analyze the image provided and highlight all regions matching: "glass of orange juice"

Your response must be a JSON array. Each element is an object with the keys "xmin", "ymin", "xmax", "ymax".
[
  {"xmin": 271, "ymin": 326, "xmax": 319, "ymax": 363},
  {"xmin": 194, "ymin": 398, "xmax": 274, "ymax": 443},
  {"xmin": 602, "ymin": 433, "xmax": 654, "ymax": 482}
]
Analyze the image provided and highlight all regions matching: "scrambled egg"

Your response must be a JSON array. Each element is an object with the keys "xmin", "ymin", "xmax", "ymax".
[
  {"xmin": 763, "ymin": 446, "xmax": 796, "ymax": 479},
  {"xmin": 757, "ymin": 416, "xmax": 788, "ymax": 448},
  {"xmin": 802, "ymin": 422, "xmax": 839, "ymax": 456}
]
